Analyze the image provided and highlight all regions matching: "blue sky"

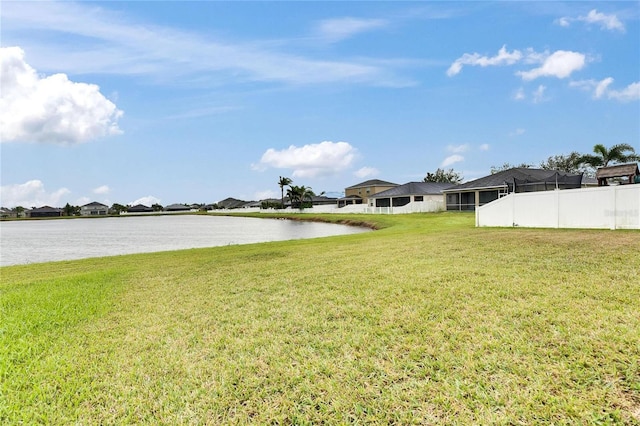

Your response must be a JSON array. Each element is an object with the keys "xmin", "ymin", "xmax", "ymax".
[{"xmin": 1, "ymin": 1, "xmax": 638, "ymax": 208}]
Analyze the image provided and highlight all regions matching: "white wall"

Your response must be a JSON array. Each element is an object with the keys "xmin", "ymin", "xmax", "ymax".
[
  {"xmin": 477, "ymin": 185, "xmax": 640, "ymax": 229},
  {"xmin": 212, "ymin": 200, "xmax": 445, "ymax": 215}
]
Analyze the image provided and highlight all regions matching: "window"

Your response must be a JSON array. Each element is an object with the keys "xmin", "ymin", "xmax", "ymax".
[{"xmin": 415, "ymin": 196, "xmax": 424, "ymax": 202}]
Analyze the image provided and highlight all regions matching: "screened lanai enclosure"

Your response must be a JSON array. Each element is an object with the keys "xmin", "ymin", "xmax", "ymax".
[{"xmin": 444, "ymin": 168, "xmax": 587, "ymax": 211}]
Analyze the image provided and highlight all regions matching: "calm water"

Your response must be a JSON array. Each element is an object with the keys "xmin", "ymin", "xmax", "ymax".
[{"xmin": 0, "ymin": 215, "xmax": 370, "ymax": 266}]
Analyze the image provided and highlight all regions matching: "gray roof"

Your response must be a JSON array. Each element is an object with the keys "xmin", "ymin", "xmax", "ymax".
[
  {"xmin": 31, "ymin": 205, "xmax": 62, "ymax": 213},
  {"xmin": 128, "ymin": 204, "xmax": 153, "ymax": 212},
  {"xmin": 345, "ymin": 179, "xmax": 398, "ymax": 189},
  {"xmin": 82, "ymin": 201, "xmax": 108, "ymax": 208},
  {"xmin": 443, "ymin": 168, "xmax": 584, "ymax": 192},
  {"xmin": 164, "ymin": 203, "xmax": 191, "ymax": 210},
  {"xmin": 338, "ymin": 194, "xmax": 362, "ymax": 200},
  {"xmin": 370, "ymin": 182, "xmax": 456, "ymax": 198},
  {"xmin": 217, "ymin": 198, "xmax": 252, "ymax": 209}
]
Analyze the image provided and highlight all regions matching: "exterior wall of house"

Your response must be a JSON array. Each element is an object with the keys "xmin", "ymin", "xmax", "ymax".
[
  {"xmin": 81, "ymin": 205, "xmax": 108, "ymax": 216},
  {"xmin": 477, "ymin": 184, "xmax": 640, "ymax": 229},
  {"xmin": 374, "ymin": 194, "xmax": 443, "ymax": 208},
  {"xmin": 31, "ymin": 209, "xmax": 62, "ymax": 217},
  {"xmin": 345, "ymin": 184, "xmax": 397, "ymax": 206}
]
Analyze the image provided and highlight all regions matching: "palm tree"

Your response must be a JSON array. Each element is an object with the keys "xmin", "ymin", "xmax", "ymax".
[
  {"xmin": 579, "ymin": 143, "xmax": 639, "ymax": 169},
  {"xmin": 286, "ymin": 185, "xmax": 315, "ymax": 210},
  {"xmin": 278, "ymin": 176, "xmax": 292, "ymax": 209}
]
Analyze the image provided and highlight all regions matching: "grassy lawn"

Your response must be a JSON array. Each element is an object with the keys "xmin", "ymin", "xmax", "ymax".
[{"xmin": 1, "ymin": 212, "xmax": 639, "ymax": 424}]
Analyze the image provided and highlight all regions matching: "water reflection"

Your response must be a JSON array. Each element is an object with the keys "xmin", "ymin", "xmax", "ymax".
[{"xmin": 0, "ymin": 215, "xmax": 369, "ymax": 266}]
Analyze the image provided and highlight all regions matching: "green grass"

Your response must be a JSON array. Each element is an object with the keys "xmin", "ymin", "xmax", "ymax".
[{"xmin": 1, "ymin": 212, "xmax": 639, "ymax": 424}]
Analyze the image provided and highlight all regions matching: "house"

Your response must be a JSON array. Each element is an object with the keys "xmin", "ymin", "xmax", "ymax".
[
  {"xmin": 81, "ymin": 201, "xmax": 109, "ymax": 216},
  {"xmin": 310, "ymin": 195, "xmax": 338, "ymax": 206},
  {"xmin": 30, "ymin": 206, "xmax": 63, "ymax": 217},
  {"xmin": 164, "ymin": 203, "xmax": 191, "ymax": 212},
  {"xmin": 595, "ymin": 163, "xmax": 640, "ymax": 186},
  {"xmin": 337, "ymin": 194, "xmax": 364, "ymax": 208},
  {"xmin": 127, "ymin": 204, "xmax": 154, "ymax": 213},
  {"xmin": 369, "ymin": 182, "xmax": 456, "ymax": 208},
  {"xmin": 341, "ymin": 179, "xmax": 398, "ymax": 207},
  {"xmin": 442, "ymin": 168, "xmax": 586, "ymax": 211},
  {"xmin": 217, "ymin": 197, "xmax": 252, "ymax": 209}
]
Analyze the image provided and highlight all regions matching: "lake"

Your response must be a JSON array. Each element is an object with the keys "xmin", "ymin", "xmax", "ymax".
[{"xmin": 0, "ymin": 215, "xmax": 370, "ymax": 266}]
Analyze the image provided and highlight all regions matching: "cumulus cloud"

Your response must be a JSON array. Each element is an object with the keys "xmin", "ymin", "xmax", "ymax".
[
  {"xmin": 448, "ymin": 46, "xmax": 587, "ymax": 81},
  {"xmin": 130, "ymin": 196, "xmax": 161, "ymax": 206},
  {"xmin": 557, "ymin": 9, "xmax": 625, "ymax": 32},
  {"xmin": 254, "ymin": 141, "xmax": 357, "ymax": 178},
  {"xmin": 447, "ymin": 45, "xmax": 522, "ymax": 76},
  {"xmin": 0, "ymin": 46, "xmax": 123, "ymax": 144},
  {"xmin": 441, "ymin": 154, "xmax": 464, "ymax": 167},
  {"xmin": 316, "ymin": 17, "xmax": 388, "ymax": 43},
  {"xmin": 570, "ymin": 78, "xmax": 640, "ymax": 102},
  {"xmin": 93, "ymin": 185, "xmax": 110, "ymax": 195},
  {"xmin": 517, "ymin": 50, "xmax": 586, "ymax": 81},
  {"xmin": 479, "ymin": 144, "xmax": 490, "ymax": 151},
  {"xmin": 354, "ymin": 166, "xmax": 379, "ymax": 178},
  {"xmin": 0, "ymin": 179, "xmax": 70, "ymax": 208}
]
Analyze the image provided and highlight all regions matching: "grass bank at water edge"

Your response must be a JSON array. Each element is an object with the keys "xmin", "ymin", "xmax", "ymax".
[{"xmin": 1, "ymin": 212, "xmax": 639, "ymax": 424}]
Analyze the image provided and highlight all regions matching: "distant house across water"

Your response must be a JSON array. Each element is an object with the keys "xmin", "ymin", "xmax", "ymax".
[
  {"xmin": 81, "ymin": 201, "xmax": 109, "ymax": 216},
  {"xmin": 30, "ymin": 206, "xmax": 63, "ymax": 217},
  {"xmin": 127, "ymin": 204, "xmax": 154, "ymax": 213}
]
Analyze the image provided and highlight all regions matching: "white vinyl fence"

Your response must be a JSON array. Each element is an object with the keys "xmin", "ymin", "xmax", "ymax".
[
  {"xmin": 213, "ymin": 200, "xmax": 445, "ymax": 215},
  {"xmin": 476, "ymin": 184, "xmax": 640, "ymax": 230}
]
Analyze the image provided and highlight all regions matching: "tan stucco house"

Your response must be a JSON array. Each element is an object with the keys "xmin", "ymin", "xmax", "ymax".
[{"xmin": 339, "ymin": 179, "xmax": 398, "ymax": 207}]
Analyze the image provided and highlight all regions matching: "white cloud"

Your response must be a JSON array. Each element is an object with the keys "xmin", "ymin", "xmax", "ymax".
[
  {"xmin": 608, "ymin": 82, "xmax": 640, "ymax": 102},
  {"xmin": 513, "ymin": 87, "xmax": 526, "ymax": 101},
  {"xmin": 254, "ymin": 190, "xmax": 278, "ymax": 201},
  {"xmin": 254, "ymin": 141, "xmax": 357, "ymax": 178},
  {"xmin": 532, "ymin": 85, "xmax": 548, "ymax": 103},
  {"xmin": 0, "ymin": 179, "xmax": 70, "ymax": 208},
  {"xmin": 130, "ymin": 195, "xmax": 161, "ymax": 207},
  {"xmin": 557, "ymin": 9, "xmax": 625, "ymax": 32},
  {"xmin": 447, "ymin": 144, "xmax": 469, "ymax": 153},
  {"xmin": 441, "ymin": 154, "xmax": 464, "ymax": 167},
  {"xmin": 570, "ymin": 78, "xmax": 640, "ymax": 102},
  {"xmin": 0, "ymin": 47, "xmax": 123, "ymax": 144},
  {"xmin": 354, "ymin": 166, "xmax": 379, "ymax": 178},
  {"xmin": 93, "ymin": 185, "xmax": 110, "ymax": 195},
  {"xmin": 509, "ymin": 128, "xmax": 526, "ymax": 137},
  {"xmin": 581, "ymin": 9, "xmax": 624, "ymax": 31},
  {"xmin": 517, "ymin": 50, "xmax": 586, "ymax": 81},
  {"xmin": 316, "ymin": 17, "xmax": 388, "ymax": 43},
  {"xmin": 447, "ymin": 45, "xmax": 522, "ymax": 76},
  {"xmin": 448, "ymin": 46, "xmax": 587, "ymax": 82},
  {"xmin": 75, "ymin": 196, "xmax": 91, "ymax": 207},
  {"xmin": 2, "ymin": 2, "xmax": 413, "ymax": 88},
  {"xmin": 479, "ymin": 144, "xmax": 490, "ymax": 151}
]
